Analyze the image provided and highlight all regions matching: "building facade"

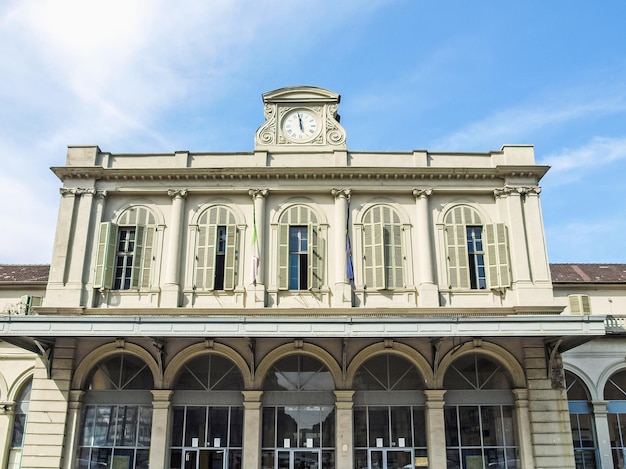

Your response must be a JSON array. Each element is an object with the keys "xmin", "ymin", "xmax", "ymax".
[{"xmin": 0, "ymin": 86, "xmax": 622, "ymax": 469}]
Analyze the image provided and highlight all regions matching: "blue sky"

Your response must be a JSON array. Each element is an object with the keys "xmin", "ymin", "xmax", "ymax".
[{"xmin": 1, "ymin": 0, "xmax": 625, "ymax": 264}]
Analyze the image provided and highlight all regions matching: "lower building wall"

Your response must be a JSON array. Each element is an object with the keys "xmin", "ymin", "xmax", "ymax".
[{"xmin": 0, "ymin": 336, "xmax": 603, "ymax": 469}]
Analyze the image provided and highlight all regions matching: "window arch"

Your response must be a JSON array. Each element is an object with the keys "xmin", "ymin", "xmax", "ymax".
[
  {"xmin": 566, "ymin": 370, "xmax": 598, "ymax": 468},
  {"xmin": 94, "ymin": 205, "xmax": 158, "ymax": 290},
  {"xmin": 7, "ymin": 380, "xmax": 31, "ymax": 469},
  {"xmin": 169, "ymin": 354, "xmax": 244, "ymax": 469},
  {"xmin": 195, "ymin": 205, "xmax": 240, "ymax": 291},
  {"xmin": 352, "ymin": 353, "xmax": 427, "ymax": 469},
  {"xmin": 443, "ymin": 353, "xmax": 519, "ymax": 469},
  {"xmin": 277, "ymin": 205, "xmax": 324, "ymax": 290},
  {"xmin": 362, "ymin": 205, "xmax": 405, "ymax": 290},
  {"xmin": 444, "ymin": 205, "xmax": 510, "ymax": 290},
  {"xmin": 78, "ymin": 352, "xmax": 154, "ymax": 469},
  {"xmin": 261, "ymin": 354, "xmax": 335, "ymax": 469}
]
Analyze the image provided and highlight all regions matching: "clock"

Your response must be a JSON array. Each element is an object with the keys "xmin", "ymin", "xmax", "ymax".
[{"xmin": 282, "ymin": 109, "xmax": 320, "ymax": 142}]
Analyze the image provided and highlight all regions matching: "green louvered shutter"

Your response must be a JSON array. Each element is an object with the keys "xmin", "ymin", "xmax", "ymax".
[
  {"xmin": 309, "ymin": 223, "xmax": 324, "ymax": 289},
  {"xmin": 94, "ymin": 222, "xmax": 118, "ymax": 289},
  {"xmin": 485, "ymin": 223, "xmax": 511, "ymax": 289},
  {"xmin": 278, "ymin": 223, "xmax": 290, "ymax": 290},
  {"xmin": 139, "ymin": 226, "xmax": 155, "ymax": 289},
  {"xmin": 130, "ymin": 225, "xmax": 144, "ymax": 289},
  {"xmin": 223, "ymin": 223, "xmax": 238, "ymax": 290},
  {"xmin": 446, "ymin": 224, "xmax": 470, "ymax": 289}
]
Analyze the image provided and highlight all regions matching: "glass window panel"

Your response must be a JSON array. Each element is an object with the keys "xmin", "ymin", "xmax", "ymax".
[
  {"xmin": 608, "ymin": 414, "xmax": 620, "ymax": 447},
  {"xmin": 368, "ymin": 407, "xmax": 389, "ymax": 447},
  {"xmin": 459, "ymin": 406, "xmax": 481, "ymax": 446},
  {"xmin": 171, "ymin": 407, "xmax": 184, "ymax": 447},
  {"xmin": 578, "ymin": 414, "xmax": 595, "ymax": 448},
  {"xmin": 322, "ymin": 450, "xmax": 335, "ymax": 469},
  {"xmin": 230, "ymin": 407, "xmax": 244, "ymax": 447},
  {"xmin": 391, "ymin": 407, "xmax": 412, "ymax": 447},
  {"xmin": 461, "ymin": 449, "xmax": 485, "ymax": 469},
  {"xmin": 136, "ymin": 406, "xmax": 151, "ymax": 447},
  {"xmin": 354, "ymin": 407, "xmax": 367, "ymax": 447},
  {"xmin": 481, "ymin": 406, "xmax": 503, "ymax": 447},
  {"xmin": 261, "ymin": 451, "xmax": 274, "ymax": 469},
  {"xmin": 445, "ymin": 407, "xmax": 459, "ymax": 446},
  {"xmin": 184, "ymin": 407, "xmax": 206, "ymax": 447},
  {"xmin": 354, "ymin": 449, "xmax": 367, "ymax": 469},
  {"xmin": 77, "ymin": 448, "xmax": 91, "ymax": 469},
  {"xmin": 277, "ymin": 407, "xmax": 298, "ymax": 448},
  {"xmin": 208, "ymin": 407, "xmax": 229, "ymax": 447},
  {"xmin": 297, "ymin": 407, "xmax": 320, "ymax": 448},
  {"xmin": 229, "ymin": 449, "xmax": 242, "ymax": 469},
  {"xmin": 446, "ymin": 449, "xmax": 460, "ymax": 469},
  {"xmin": 81, "ymin": 407, "xmax": 97, "ymax": 446},
  {"xmin": 605, "ymin": 371, "xmax": 626, "ymax": 400},
  {"xmin": 92, "ymin": 447, "xmax": 112, "ymax": 467},
  {"xmin": 94, "ymin": 406, "xmax": 115, "ymax": 446},
  {"xmin": 262, "ymin": 407, "xmax": 276, "ymax": 448},
  {"xmin": 113, "ymin": 448, "xmax": 134, "ymax": 468},
  {"xmin": 566, "ymin": 371, "xmax": 590, "ymax": 400},
  {"xmin": 170, "ymin": 449, "xmax": 182, "ymax": 469},
  {"xmin": 114, "ymin": 406, "xmax": 138, "ymax": 446},
  {"xmin": 413, "ymin": 407, "xmax": 427, "ymax": 448},
  {"xmin": 135, "ymin": 449, "xmax": 149, "ymax": 469},
  {"xmin": 321, "ymin": 407, "xmax": 335, "ymax": 448}
]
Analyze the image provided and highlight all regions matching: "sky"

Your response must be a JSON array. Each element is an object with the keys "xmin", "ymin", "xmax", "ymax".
[{"xmin": 1, "ymin": 0, "xmax": 625, "ymax": 265}]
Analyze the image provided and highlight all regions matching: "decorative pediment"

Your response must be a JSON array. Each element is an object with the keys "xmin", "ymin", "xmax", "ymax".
[{"xmin": 254, "ymin": 86, "xmax": 347, "ymax": 150}]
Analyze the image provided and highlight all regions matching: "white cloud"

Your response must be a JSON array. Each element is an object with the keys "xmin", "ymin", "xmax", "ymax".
[
  {"xmin": 542, "ymin": 136, "xmax": 626, "ymax": 174},
  {"xmin": 432, "ymin": 97, "xmax": 626, "ymax": 152}
]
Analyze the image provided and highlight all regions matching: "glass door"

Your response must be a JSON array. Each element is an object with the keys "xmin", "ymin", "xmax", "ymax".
[
  {"xmin": 183, "ymin": 449, "xmax": 225, "ymax": 469},
  {"xmin": 369, "ymin": 449, "xmax": 414, "ymax": 469},
  {"xmin": 275, "ymin": 449, "xmax": 321, "ymax": 469}
]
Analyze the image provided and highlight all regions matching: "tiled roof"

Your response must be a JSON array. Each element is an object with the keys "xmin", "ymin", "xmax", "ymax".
[
  {"xmin": 0, "ymin": 265, "xmax": 50, "ymax": 284},
  {"xmin": 550, "ymin": 263, "xmax": 626, "ymax": 283}
]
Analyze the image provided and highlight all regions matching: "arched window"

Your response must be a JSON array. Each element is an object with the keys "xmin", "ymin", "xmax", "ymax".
[
  {"xmin": 566, "ymin": 370, "xmax": 598, "ymax": 469},
  {"xmin": 362, "ymin": 205, "xmax": 405, "ymax": 290},
  {"xmin": 353, "ymin": 354, "xmax": 427, "ymax": 469},
  {"xmin": 94, "ymin": 206, "xmax": 157, "ymax": 290},
  {"xmin": 277, "ymin": 206, "xmax": 324, "ymax": 291},
  {"xmin": 7, "ymin": 380, "xmax": 31, "ymax": 468},
  {"xmin": 261, "ymin": 355, "xmax": 335, "ymax": 469},
  {"xmin": 604, "ymin": 369, "xmax": 626, "ymax": 468},
  {"xmin": 444, "ymin": 205, "xmax": 510, "ymax": 290},
  {"xmin": 169, "ymin": 354, "xmax": 244, "ymax": 469},
  {"xmin": 443, "ymin": 353, "xmax": 519, "ymax": 469},
  {"xmin": 77, "ymin": 353, "xmax": 154, "ymax": 469},
  {"xmin": 195, "ymin": 206, "xmax": 240, "ymax": 291}
]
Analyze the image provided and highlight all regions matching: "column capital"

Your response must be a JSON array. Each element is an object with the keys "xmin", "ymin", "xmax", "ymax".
[
  {"xmin": 334, "ymin": 390, "xmax": 355, "ymax": 402},
  {"xmin": 512, "ymin": 388, "xmax": 529, "ymax": 406},
  {"xmin": 331, "ymin": 188, "xmax": 351, "ymax": 199},
  {"xmin": 494, "ymin": 185, "xmax": 541, "ymax": 199},
  {"xmin": 167, "ymin": 188, "xmax": 188, "ymax": 199},
  {"xmin": 0, "ymin": 401, "xmax": 15, "ymax": 415},
  {"xmin": 591, "ymin": 400, "xmax": 609, "ymax": 415},
  {"xmin": 241, "ymin": 390, "xmax": 264, "ymax": 402},
  {"xmin": 249, "ymin": 188, "xmax": 269, "ymax": 199},
  {"xmin": 423, "ymin": 389, "xmax": 447, "ymax": 405},
  {"xmin": 412, "ymin": 188, "xmax": 433, "ymax": 199}
]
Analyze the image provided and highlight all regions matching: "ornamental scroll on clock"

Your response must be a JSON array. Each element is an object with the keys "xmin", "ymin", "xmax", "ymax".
[{"xmin": 254, "ymin": 86, "xmax": 347, "ymax": 149}]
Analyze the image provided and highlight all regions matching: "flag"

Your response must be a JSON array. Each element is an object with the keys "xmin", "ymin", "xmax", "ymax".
[
  {"xmin": 346, "ymin": 194, "xmax": 355, "ymax": 288},
  {"xmin": 251, "ymin": 205, "xmax": 260, "ymax": 286}
]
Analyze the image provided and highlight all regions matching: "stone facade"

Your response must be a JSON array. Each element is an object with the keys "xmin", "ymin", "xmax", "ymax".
[{"xmin": 0, "ymin": 87, "xmax": 621, "ymax": 469}]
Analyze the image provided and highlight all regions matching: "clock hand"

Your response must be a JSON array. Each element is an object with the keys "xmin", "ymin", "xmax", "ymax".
[{"xmin": 297, "ymin": 113, "xmax": 304, "ymax": 131}]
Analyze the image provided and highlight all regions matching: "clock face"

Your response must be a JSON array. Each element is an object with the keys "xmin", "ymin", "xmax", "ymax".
[{"xmin": 282, "ymin": 109, "xmax": 320, "ymax": 142}]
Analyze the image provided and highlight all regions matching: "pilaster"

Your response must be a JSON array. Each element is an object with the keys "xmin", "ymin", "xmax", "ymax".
[
  {"xmin": 591, "ymin": 400, "xmax": 613, "ymax": 469},
  {"xmin": 412, "ymin": 188, "xmax": 438, "ymax": 307},
  {"xmin": 521, "ymin": 187, "xmax": 551, "ymax": 283},
  {"xmin": 248, "ymin": 189, "xmax": 269, "ymax": 307},
  {"xmin": 162, "ymin": 189, "xmax": 188, "ymax": 307},
  {"xmin": 424, "ymin": 389, "xmax": 446, "ymax": 469},
  {"xmin": 242, "ymin": 390, "xmax": 263, "ymax": 469},
  {"xmin": 334, "ymin": 390, "xmax": 355, "ymax": 469},
  {"xmin": 61, "ymin": 390, "xmax": 84, "ymax": 469},
  {"xmin": 0, "ymin": 402, "xmax": 15, "ymax": 469},
  {"xmin": 512, "ymin": 388, "xmax": 534, "ymax": 469},
  {"xmin": 331, "ymin": 189, "xmax": 353, "ymax": 307},
  {"xmin": 150, "ymin": 390, "xmax": 174, "ymax": 469}
]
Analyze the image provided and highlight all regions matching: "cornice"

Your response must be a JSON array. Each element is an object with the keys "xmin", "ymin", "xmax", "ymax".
[{"xmin": 51, "ymin": 165, "xmax": 549, "ymax": 183}]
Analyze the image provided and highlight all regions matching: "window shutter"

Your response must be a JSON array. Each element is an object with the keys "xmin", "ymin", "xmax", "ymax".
[
  {"xmin": 309, "ymin": 224, "xmax": 323, "ymax": 289},
  {"xmin": 485, "ymin": 223, "xmax": 511, "ymax": 289},
  {"xmin": 94, "ymin": 222, "xmax": 117, "ymax": 289},
  {"xmin": 195, "ymin": 224, "xmax": 208, "ymax": 289},
  {"xmin": 139, "ymin": 226, "xmax": 155, "ymax": 289},
  {"xmin": 130, "ymin": 225, "xmax": 144, "ymax": 289},
  {"xmin": 370, "ymin": 207, "xmax": 386, "ymax": 290},
  {"xmin": 446, "ymin": 224, "xmax": 469, "ymax": 289},
  {"xmin": 388, "ymin": 223, "xmax": 404, "ymax": 289},
  {"xmin": 278, "ymin": 223, "xmax": 289, "ymax": 290},
  {"xmin": 223, "ymin": 224, "xmax": 237, "ymax": 290},
  {"xmin": 569, "ymin": 295, "xmax": 591, "ymax": 315}
]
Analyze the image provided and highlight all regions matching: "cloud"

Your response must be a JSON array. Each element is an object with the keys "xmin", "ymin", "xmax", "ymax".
[
  {"xmin": 432, "ymin": 97, "xmax": 626, "ymax": 152},
  {"xmin": 542, "ymin": 136, "xmax": 626, "ymax": 174}
]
